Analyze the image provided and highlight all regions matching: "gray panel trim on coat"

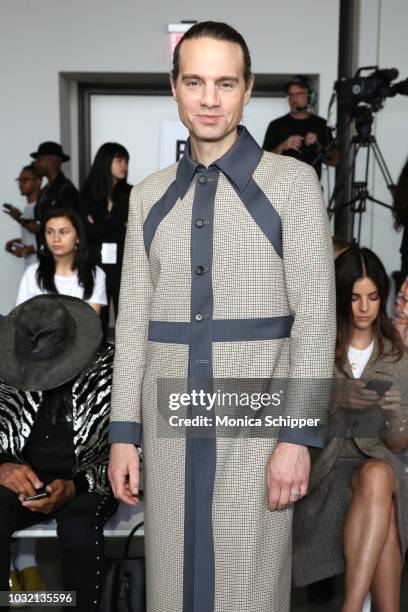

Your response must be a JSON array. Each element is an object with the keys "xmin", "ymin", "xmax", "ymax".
[
  {"xmin": 108, "ymin": 421, "xmax": 142, "ymax": 445},
  {"xmin": 148, "ymin": 315, "xmax": 293, "ymax": 344},
  {"xmin": 279, "ymin": 423, "xmax": 326, "ymax": 448},
  {"xmin": 183, "ymin": 168, "xmax": 219, "ymax": 612},
  {"xmin": 143, "ymin": 181, "xmax": 180, "ymax": 255},
  {"xmin": 235, "ymin": 177, "xmax": 283, "ymax": 258}
]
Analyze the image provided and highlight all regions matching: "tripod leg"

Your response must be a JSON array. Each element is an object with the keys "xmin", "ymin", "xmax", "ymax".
[
  {"xmin": 371, "ymin": 140, "xmax": 395, "ymax": 191},
  {"xmin": 328, "ymin": 140, "xmax": 360, "ymax": 213}
]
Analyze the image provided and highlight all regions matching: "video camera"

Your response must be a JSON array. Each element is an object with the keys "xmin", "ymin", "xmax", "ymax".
[{"xmin": 335, "ymin": 66, "xmax": 408, "ymax": 114}]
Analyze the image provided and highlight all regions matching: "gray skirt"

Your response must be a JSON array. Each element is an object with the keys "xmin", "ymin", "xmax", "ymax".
[{"xmin": 292, "ymin": 439, "xmax": 408, "ymax": 587}]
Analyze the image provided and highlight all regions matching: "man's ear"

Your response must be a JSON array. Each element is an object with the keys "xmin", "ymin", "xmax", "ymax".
[
  {"xmin": 244, "ymin": 74, "xmax": 255, "ymax": 105},
  {"xmin": 169, "ymin": 72, "xmax": 177, "ymax": 100}
]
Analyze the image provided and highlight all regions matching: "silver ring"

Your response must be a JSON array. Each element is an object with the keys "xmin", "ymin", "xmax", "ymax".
[{"xmin": 290, "ymin": 491, "xmax": 302, "ymax": 499}]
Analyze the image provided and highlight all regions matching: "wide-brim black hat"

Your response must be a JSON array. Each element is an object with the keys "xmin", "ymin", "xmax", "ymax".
[
  {"xmin": 0, "ymin": 295, "xmax": 102, "ymax": 391},
  {"xmin": 30, "ymin": 141, "xmax": 70, "ymax": 162}
]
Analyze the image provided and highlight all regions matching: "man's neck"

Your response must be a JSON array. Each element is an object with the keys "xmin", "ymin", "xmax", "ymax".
[
  {"xmin": 45, "ymin": 169, "xmax": 61, "ymax": 184},
  {"xmin": 26, "ymin": 189, "xmax": 41, "ymax": 204},
  {"xmin": 189, "ymin": 129, "xmax": 238, "ymax": 168},
  {"xmin": 290, "ymin": 110, "xmax": 310, "ymax": 120}
]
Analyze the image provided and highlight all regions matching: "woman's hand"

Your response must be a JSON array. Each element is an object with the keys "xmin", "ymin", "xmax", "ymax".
[
  {"xmin": 381, "ymin": 387, "xmax": 401, "ymax": 413},
  {"xmin": 334, "ymin": 379, "xmax": 380, "ymax": 411}
]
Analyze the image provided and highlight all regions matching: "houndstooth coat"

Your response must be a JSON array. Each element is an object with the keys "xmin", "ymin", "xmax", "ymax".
[{"xmin": 109, "ymin": 127, "xmax": 336, "ymax": 612}]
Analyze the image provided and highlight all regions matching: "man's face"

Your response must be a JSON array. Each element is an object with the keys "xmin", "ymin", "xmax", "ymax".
[
  {"xmin": 34, "ymin": 154, "xmax": 61, "ymax": 177},
  {"xmin": 171, "ymin": 37, "xmax": 253, "ymax": 145},
  {"xmin": 287, "ymin": 84, "xmax": 309, "ymax": 113},
  {"xmin": 16, "ymin": 169, "xmax": 40, "ymax": 196},
  {"xmin": 34, "ymin": 155, "xmax": 49, "ymax": 176}
]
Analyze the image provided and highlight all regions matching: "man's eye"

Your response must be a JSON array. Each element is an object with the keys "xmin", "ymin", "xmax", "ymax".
[
  {"xmin": 220, "ymin": 81, "xmax": 233, "ymax": 89},
  {"xmin": 187, "ymin": 80, "xmax": 199, "ymax": 87}
]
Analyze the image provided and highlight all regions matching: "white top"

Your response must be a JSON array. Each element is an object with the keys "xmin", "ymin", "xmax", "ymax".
[
  {"xmin": 347, "ymin": 341, "xmax": 374, "ymax": 378},
  {"xmin": 16, "ymin": 263, "xmax": 108, "ymax": 306},
  {"xmin": 21, "ymin": 201, "xmax": 37, "ymax": 268}
]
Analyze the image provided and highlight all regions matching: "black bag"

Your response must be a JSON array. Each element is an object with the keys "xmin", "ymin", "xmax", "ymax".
[{"xmin": 99, "ymin": 521, "xmax": 145, "ymax": 612}]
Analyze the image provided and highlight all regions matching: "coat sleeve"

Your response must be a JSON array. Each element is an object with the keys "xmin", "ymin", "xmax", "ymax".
[
  {"xmin": 278, "ymin": 163, "xmax": 336, "ymax": 447},
  {"xmin": 108, "ymin": 184, "xmax": 152, "ymax": 445}
]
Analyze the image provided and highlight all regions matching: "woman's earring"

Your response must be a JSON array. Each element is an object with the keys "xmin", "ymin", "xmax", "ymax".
[
  {"xmin": 75, "ymin": 242, "xmax": 79, "ymax": 252},
  {"xmin": 39, "ymin": 243, "xmax": 51, "ymax": 257}
]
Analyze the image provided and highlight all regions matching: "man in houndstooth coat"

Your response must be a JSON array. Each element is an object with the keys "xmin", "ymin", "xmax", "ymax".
[{"xmin": 108, "ymin": 21, "xmax": 336, "ymax": 612}]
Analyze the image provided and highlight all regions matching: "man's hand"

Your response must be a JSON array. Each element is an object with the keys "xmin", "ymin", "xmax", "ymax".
[
  {"xmin": 108, "ymin": 443, "xmax": 140, "ymax": 505},
  {"xmin": 0, "ymin": 463, "xmax": 43, "ymax": 497},
  {"xmin": 22, "ymin": 220, "xmax": 40, "ymax": 234},
  {"xmin": 10, "ymin": 244, "xmax": 26, "ymax": 258},
  {"xmin": 20, "ymin": 479, "xmax": 76, "ymax": 514},
  {"xmin": 3, "ymin": 205, "xmax": 22, "ymax": 220},
  {"xmin": 304, "ymin": 132, "xmax": 318, "ymax": 146},
  {"xmin": 267, "ymin": 442, "xmax": 310, "ymax": 511},
  {"xmin": 283, "ymin": 135, "xmax": 304, "ymax": 151},
  {"xmin": 5, "ymin": 238, "xmax": 21, "ymax": 253}
]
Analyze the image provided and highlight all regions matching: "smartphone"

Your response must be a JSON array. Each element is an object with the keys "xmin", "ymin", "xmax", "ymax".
[
  {"xmin": 3, "ymin": 203, "xmax": 13, "ymax": 210},
  {"xmin": 364, "ymin": 378, "xmax": 393, "ymax": 397},
  {"xmin": 24, "ymin": 490, "xmax": 50, "ymax": 501}
]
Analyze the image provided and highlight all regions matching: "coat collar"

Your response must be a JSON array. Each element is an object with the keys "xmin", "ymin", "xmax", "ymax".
[
  {"xmin": 338, "ymin": 336, "xmax": 395, "ymax": 379},
  {"xmin": 175, "ymin": 126, "xmax": 263, "ymax": 199}
]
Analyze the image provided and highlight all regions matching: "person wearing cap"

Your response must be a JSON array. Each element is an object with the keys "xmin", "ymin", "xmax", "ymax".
[
  {"xmin": 0, "ymin": 295, "xmax": 116, "ymax": 611},
  {"xmin": 263, "ymin": 75, "xmax": 338, "ymax": 180},
  {"xmin": 30, "ymin": 141, "xmax": 83, "ymax": 230}
]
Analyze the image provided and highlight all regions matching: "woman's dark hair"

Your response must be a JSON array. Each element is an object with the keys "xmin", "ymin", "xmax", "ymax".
[
  {"xmin": 393, "ymin": 157, "xmax": 408, "ymax": 230},
  {"xmin": 37, "ymin": 208, "xmax": 96, "ymax": 300},
  {"xmin": 172, "ymin": 21, "xmax": 252, "ymax": 87},
  {"xmin": 335, "ymin": 246, "xmax": 403, "ymax": 367},
  {"xmin": 81, "ymin": 142, "xmax": 129, "ymax": 203}
]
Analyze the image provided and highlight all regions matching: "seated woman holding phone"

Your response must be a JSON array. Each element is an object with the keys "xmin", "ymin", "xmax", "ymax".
[{"xmin": 294, "ymin": 247, "xmax": 408, "ymax": 612}]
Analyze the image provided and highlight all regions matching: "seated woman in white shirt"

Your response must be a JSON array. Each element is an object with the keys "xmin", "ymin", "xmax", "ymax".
[{"xmin": 17, "ymin": 208, "xmax": 107, "ymax": 314}]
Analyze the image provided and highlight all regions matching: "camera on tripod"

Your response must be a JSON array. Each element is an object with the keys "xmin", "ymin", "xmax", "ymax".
[
  {"xmin": 328, "ymin": 66, "xmax": 408, "ymax": 242},
  {"xmin": 335, "ymin": 66, "xmax": 408, "ymax": 114}
]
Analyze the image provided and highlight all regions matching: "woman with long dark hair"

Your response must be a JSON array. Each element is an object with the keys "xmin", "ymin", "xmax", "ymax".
[
  {"xmin": 17, "ymin": 208, "xmax": 107, "ymax": 313},
  {"xmin": 81, "ymin": 143, "xmax": 132, "ymax": 337},
  {"xmin": 294, "ymin": 247, "xmax": 408, "ymax": 612}
]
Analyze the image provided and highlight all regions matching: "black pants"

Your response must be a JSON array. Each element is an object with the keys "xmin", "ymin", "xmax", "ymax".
[
  {"xmin": 100, "ymin": 263, "xmax": 121, "ymax": 341},
  {"xmin": 0, "ymin": 485, "xmax": 117, "ymax": 611}
]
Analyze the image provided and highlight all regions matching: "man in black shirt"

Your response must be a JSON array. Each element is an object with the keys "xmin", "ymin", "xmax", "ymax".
[
  {"xmin": 263, "ymin": 75, "xmax": 338, "ymax": 179},
  {"xmin": 30, "ymin": 141, "xmax": 83, "ymax": 227}
]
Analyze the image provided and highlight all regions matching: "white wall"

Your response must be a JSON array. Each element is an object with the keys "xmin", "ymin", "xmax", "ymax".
[
  {"xmin": 358, "ymin": 0, "xmax": 408, "ymax": 276},
  {"xmin": 0, "ymin": 0, "xmax": 340, "ymax": 313}
]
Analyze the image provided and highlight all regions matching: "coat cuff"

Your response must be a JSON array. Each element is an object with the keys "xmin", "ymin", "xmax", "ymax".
[
  {"xmin": 278, "ymin": 424, "xmax": 326, "ymax": 449},
  {"xmin": 0, "ymin": 453, "xmax": 16, "ymax": 465},
  {"xmin": 72, "ymin": 472, "xmax": 89, "ymax": 496},
  {"xmin": 108, "ymin": 422, "xmax": 142, "ymax": 445}
]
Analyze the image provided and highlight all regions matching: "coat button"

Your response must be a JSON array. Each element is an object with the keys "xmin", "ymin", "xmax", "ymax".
[
  {"xmin": 195, "ymin": 313, "xmax": 204, "ymax": 322},
  {"xmin": 198, "ymin": 175, "xmax": 207, "ymax": 184},
  {"xmin": 195, "ymin": 218, "xmax": 204, "ymax": 228},
  {"xmin": 195, "ymin": 265, "xmax": 206, "ymax": 275}
]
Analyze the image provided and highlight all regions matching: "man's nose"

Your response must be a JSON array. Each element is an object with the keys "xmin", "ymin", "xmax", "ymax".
[{"xmin": 200, "ymin": 84, "xmax": 220, "ymax": 107}]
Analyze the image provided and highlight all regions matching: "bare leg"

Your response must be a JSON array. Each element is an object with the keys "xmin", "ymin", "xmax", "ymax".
[
  {"xmin": 341, "ymin": 459, "xmax": 396, "ymax": 612},
  {"xmin": 370, "ymin": 505, "xmax": 401, "ymax": 612}
]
